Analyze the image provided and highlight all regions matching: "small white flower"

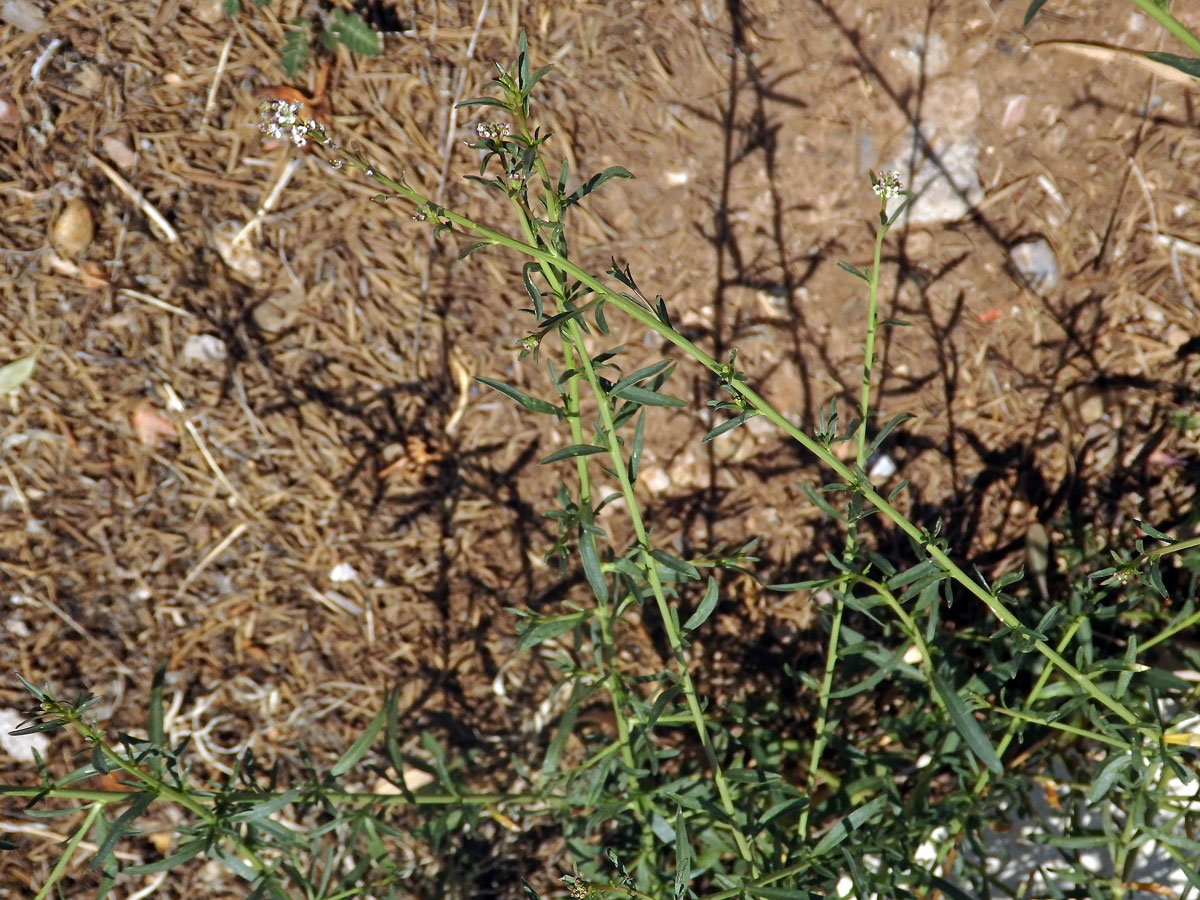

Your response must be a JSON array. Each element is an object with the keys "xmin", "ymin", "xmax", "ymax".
[
  {"xmin": 872, "ymin": 170, "xmax": 903, "ymax": 199},
  {"xmin": 258, "ymin": 99, "xmax": 312, "ymax": 148}
]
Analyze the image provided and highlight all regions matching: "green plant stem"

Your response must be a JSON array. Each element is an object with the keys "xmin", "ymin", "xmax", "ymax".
[
  {"xmin": 1129, "ymin": 0, "xmax": 1200, "ymax": 58},
  {"xmin": 34, "ymin": 802, "xmax": 104, "ymax": 900},
  {"xmin": 501, "ymin": 126, "xmax": 657, "ymax": 859},
  {"xmin": 564, "ymin": 313, "xmax": 757, "ymax": 869},
  {"xmin": 510, "ymin": 104, "xmax": 755, "ymax": 870},
  {"xmin": 0, "ymin": 784, "xmax": 559, "ymax": 807},
  {"xmin": 796, "ymin": 592, "xmax": 844, "ymax": 839},
  {"xmin": 856, "ymin": 208, "xmax": 888, "ymax": 470}
]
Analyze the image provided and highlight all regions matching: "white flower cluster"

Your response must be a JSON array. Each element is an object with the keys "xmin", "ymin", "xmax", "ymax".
[
  {"xmin": 259, "ymin": 99, "xmax": 311, "ymax": 147},
  {"xmin": 872, "ymin": 170, "xmax": 903, "ymax": 199},
  {"xmin": 475, "ymin": 121, "xmax": 511, "ymax": 140}
]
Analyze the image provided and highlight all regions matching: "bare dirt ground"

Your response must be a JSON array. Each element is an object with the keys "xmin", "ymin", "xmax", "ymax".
[{"xmin": 2, "ymin": 0, "xmax": 1200, "ymax": 896}]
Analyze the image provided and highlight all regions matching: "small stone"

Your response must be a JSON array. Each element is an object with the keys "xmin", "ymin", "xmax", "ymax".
[
  {"xmin": 131, "ymin": 404, "xmax": 176, "ymax": 448},
  {"xmin": 1001, "ymin": 94, "xmax": 1029, "ymax": 131},
  {"xmin": 1010, "ymin": 238, "xmax": 1059, "ymax": 290},
  {"xmin": 51, "ymin": 198, "xmax": 94, "ymax": 258},
  {"xmin": 868, "ymin": 453, "xmax": 898, "ymax": 481},
  {"xmin": 212, "ymin": 221, "xmax": 263, "ymax": 279},
  {"xmin": 181, "ymin": 333, "xmax": 228, "ymax": 367},
  {"xmin": 100, "ymin": 135, "xmax": 137, "ymax": 170},
  {"xmin": 330, "ymin": 562, "xmax": 358, "ymax": 583},
  {"xmin": 191, "ymin": 0, "xmax": 225, "ymax": 24},
  {"xmin": 642, "ymin": 467, "xmax": 671, "ymax": 494},
  {"xmin": 0, "ymin": 707, "xmax": 48, "ymax": 762},
  {"xmin": 0, "ymin": 0, "xmax": 44, "ymax": 31}
]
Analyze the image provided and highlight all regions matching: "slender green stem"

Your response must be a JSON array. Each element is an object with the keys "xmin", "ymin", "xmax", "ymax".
[
  {"xmin": 34, "ymin": 803, "xmax": 105, "ymax": 900},
  {"xmin": 501, "ymin": 137, "xmax": 652, "ymax": 841},
  {"xmin": 565, "ymin": 315, "xmax": 757, "ymax": 869},
  {"xmin": 1128, "ymin": 0, "xmax": 1200, "ymax": 57},
  {"xmin": 796, "ymin": 592, "xmax": 844, "ymax": 839},
  {"xmin": 856, "ymin": 208, "xmax": 888, "ymax": 469}
]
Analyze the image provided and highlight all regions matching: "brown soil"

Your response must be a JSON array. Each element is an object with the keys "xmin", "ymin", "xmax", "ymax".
[{"xmin": 2, "ymin": 0, "xmax": 1199, "ymax": 896}]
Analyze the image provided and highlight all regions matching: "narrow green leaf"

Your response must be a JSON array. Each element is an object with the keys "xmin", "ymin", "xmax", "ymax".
[
  {"xmin": 837, "ymin": 261, "xmax": 869, "ymax": 281},
  {"xmin": 579, "ymin": 525, "xmax": 609, "ymax": 604},
  {"xmin": 517, "ymin": 612, "xmax": 587, "ymax": 651},
  {"xmin": 703, "ymin": 410, "xmax": 757, "ymax": 443},
  {"xmin": 90, "ymin": 792, "xmax": 154, "ymax": 871},
  {"xmin": 1089, "ymin": 751, "xmax": 1132, "ymax": 803},
  {"xmin": 655, "ymin": 295, "xmax": 673, "ymax": 328},
  {"xmin": 148, "ymin": 661, "xmax": 167, "ymax": 749},
  {"xmin": 208, "ymin": 842, "xmax": 260, "ymax": 881},
  {"xmin": 456, "ymin": 96, "xmax": 508, "ymax": 110},
  {"xmin": 330, "ymin": 702, "xmax": 389, "ymax": 776},
  {"xmin": 683, "ymin": 578, "xmax": 720, "ymax": 631},
  {"xmin": 525, "ymin": 64, "xmax": 554, "ymax": 93},
  {"xmin": 475, "ymin": 376, "xmax": 560, "ymax": 416},
  {"xmin": 811, "ymin": 794, "xmax": 887, "ymax": 857},
  {"xmin": 458, "ymin": 241, "xmax": 494, "ymax": 260},
  {"xmin": 1023, "ymin": 0, "xmax": 1049, "ymax": 26},
  {"xmin": 829, "ymin": 643, "xmax": 909, "ymax": 699},
  {"xmin": 521, "ymin": 264, "xmax": 544, "ymax": 320},
  {"xmin": 629, "ymin": 411, "xmax": 646, "ymax": 483},
  {"xmin": 565, "ymin": 166, "xmax": 634, "ymax": 207},
  {"xmin": 868, "ymin": 413, "xmax": 913, "ymax": 456},
  {"xmin": 930, "ymin": 674, "xmax": 1003, "ymax": 774},
  {"xmin": 746, "ymin": 889, "xmax": 817, "ymax": 900},
  {"xmin": 610, "ymin": 384, "xmax": 686, "ymax": 408},
  {"xmin": 229, "ymin": 789, "xmax": 301, "ymax": 823},
  {"xmin": 1134, "ymin": 519, "xmax": 1173, "ymax": 541},
  {"xmin": 419, "ymin": 730, "xmax": 455, "ymax": 793},
  {"xmin": 541, "ymin": 696, "xmax": 579, "ymax": 777},
  {"xmin": 539, "ymin": 443, "xmax": 605, "ymax": 465},
  {"xmin": 611, "ymin": 360, "xmax": 673, "ymax": 393},
  {"xmin": 801, "ymin": 481, "xmax": 847, "ymax": 523},
  {"xmin": 673, "ymin": 809, "xmax": 692, "ymax": 900},
  {"xmin": 885, "ymin": 193, "xmax": 914, "ymax": 226},
  {"xmin": 650, "ymin": 549, "xmax": 700, "ymax": 581},
  {"xmin": 758, "ymin": 798, "xmax": 807, "ymax": 829}
]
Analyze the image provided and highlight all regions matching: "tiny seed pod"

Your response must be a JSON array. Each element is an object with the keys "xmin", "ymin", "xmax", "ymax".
[{"xmin": 51, "ymin": 197, "xmax": 94, "ymax": 258}]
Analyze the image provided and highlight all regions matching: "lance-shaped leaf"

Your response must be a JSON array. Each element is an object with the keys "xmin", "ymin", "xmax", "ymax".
[
  {"xmin": 475, "ymin": 376, "xmax": 561, "ymax": 416},
  {"xmin": 930, "ymin": 673, "xmax": 1003, "ymax": 774},
  {"xmin": 565, "ymin": 166, "xmax": 633, "ymax": 207}
]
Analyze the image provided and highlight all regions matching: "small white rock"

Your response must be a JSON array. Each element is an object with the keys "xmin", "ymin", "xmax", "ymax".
[
  {"xmin": 0, "ymin": 0, "xmax": 45, "ymax": 31},
  {"xmin": 329, "ymin": 562, "xmax": 358, "ymax": 583},
  {"xmin": 868, "ymin": 452, "xmax": 898, "ymax": 481},
  {"xmin": 181, "ymin": 333, "xmax": 228, "ymax": 366},
  {"xmin": 642, "ymin": 468, "xmax": 671, "ymax": 494},
  {"xmin": 1010, "ymin": 238, "xmax": 1059, "ymax": 290},
  {"xmin": 0, "ymin": 707, "xmax": 49, "ymax": 763}
]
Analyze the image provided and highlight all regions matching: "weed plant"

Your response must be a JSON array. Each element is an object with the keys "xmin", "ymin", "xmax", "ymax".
[{"xmin": 8, "ymin": 16, "xmax": 1200, "ymax": 900}]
